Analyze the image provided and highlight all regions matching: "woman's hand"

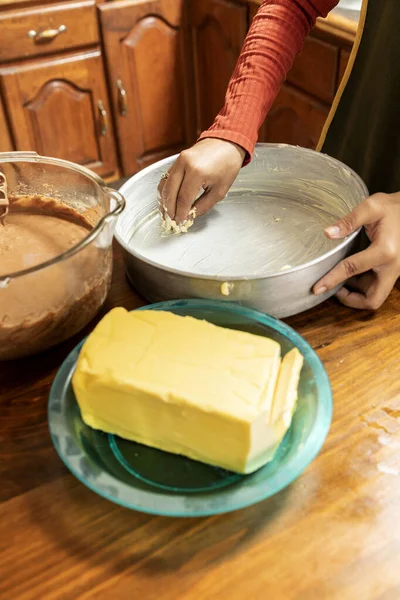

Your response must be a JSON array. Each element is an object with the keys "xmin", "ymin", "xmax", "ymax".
[
  {"xmin": 313, "ymin": 192, "xmax": 400, "ymax": 309},
  {"xmin": 158, "ymin": 138, "xmax": 246, "ymax": 224}
]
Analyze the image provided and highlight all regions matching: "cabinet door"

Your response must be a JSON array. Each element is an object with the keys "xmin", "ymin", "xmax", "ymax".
[
  {"xmin": 189, "ymin": 0, "xmax": 247, "ymax": 136},
  {"xmin": 0, "ymin": 50, "xmax": 119, "ymax": 180},
  {"xmin": 259, "ymin": 84, "xmax": 330, "ymax": 149},
  {"xmin": 100, "ymin": 0, "xmax": 196, "ymax": 175}
]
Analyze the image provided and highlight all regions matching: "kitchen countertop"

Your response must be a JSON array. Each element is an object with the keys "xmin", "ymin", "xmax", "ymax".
[
  {"xmin": 316, "ymin": 4, "xmax": 360, "ymax": 45},
  {"xmin": 1, "ymin": 235, "xmax": 400, "ymax": 599},
  {"xmin": 247, "ymin": 0, "xmax": 360, "ymax": 45},
  {"xmin": 0, "ymin": 0, "xmax": 361, "ymax": 40}
]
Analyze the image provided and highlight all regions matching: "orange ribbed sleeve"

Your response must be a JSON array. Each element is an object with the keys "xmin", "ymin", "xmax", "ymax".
[{"xmin": 198, "ymin": 0, "xmax": 339, "ymax": 163}]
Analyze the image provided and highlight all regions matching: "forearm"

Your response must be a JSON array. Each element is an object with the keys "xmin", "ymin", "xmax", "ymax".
[{"xmin": 199, "ymin": 0, "xmax": 339, "ymax": 162}]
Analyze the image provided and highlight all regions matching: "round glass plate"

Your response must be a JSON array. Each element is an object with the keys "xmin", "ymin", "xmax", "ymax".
[{"xmin": 48, "ymin": 299, "xmax": 332, "ymax": 517}]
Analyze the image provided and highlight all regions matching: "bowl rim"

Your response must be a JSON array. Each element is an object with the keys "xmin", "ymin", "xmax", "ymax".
[
  {"xmin": 48, "ymin": 298, "xmax": 333, "ymax": 517},
  {"xmin": 115, "ymin": 143, "xmax": 369, "ymax": 282},
  {"xmin": 0, "ymin": 152, "xmax": 125, "ymax": 282}
]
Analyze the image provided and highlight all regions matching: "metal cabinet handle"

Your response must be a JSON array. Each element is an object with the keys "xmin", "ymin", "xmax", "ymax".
[
  {"xmin": 117, "ymin": 79, "xmax": 127, "ymax": 116},
  {"xmin": 98, "ymin": 100, "xmax": 108, "ymax": 137},
  {"xmin": 28, "ymin": 24, "xmax": 67, "ymax": 43}
]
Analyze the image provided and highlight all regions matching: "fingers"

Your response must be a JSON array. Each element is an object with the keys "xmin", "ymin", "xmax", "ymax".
[
  {"xmin": 158, "ymin": 165, "xmax": 225, "ymax": 224},
  {"xmin": 174, "ymin": 175, "xmax": 204, "ymax": 224},
  {"xmin": 314, "ymin": 246, "xmax": 379, "ymax": 295},
  {"xmin": 324, "ymin": 194, "xmax": 386, "ymax": 239},
  {"xmin": 158, "ymin": 160, "xmax": 184, "ymax": 220},
  {"xmin": 194, "ymin": 187, "xmax": 227, "ymax": 217},
  {"xmin": 158, "ymin": 154, "xmax": 205, "ymax": 224},
  {"xmin": 335, "ymin": 270, "xmax": 397, "ymax": 310},
  {"xmin": 158, "ymin": 139, "xmax": 246, "ymax": 224},
  {"xmin": 344, "ymin": 272, "xmax": 375, "ymax": 294}
]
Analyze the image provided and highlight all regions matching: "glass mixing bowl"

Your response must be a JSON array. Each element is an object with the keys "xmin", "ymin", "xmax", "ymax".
[{"xmin": 0, "ymin": 152, "xmax": 125, "ymax": 360}]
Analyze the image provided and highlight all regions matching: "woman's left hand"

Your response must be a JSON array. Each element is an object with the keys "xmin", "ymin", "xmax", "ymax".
[{"xmin": 313, "ymin": 192, "xmax": 400, "ymax": 309}]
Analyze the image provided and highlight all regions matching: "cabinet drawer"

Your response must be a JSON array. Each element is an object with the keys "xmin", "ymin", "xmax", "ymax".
[
  {"xmin": 287, "ymin": 36, "xmax": 339, "ymax": 103},
  {"xmin": 0, "ymin": 1, "xmax": 99, "ymax": 63}
]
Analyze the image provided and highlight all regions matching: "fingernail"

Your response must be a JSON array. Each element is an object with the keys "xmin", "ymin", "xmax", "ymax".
[
  {"xmin": 314, "ymin": 286, "xmax": 327, "ymax": 296},
  {"xmin": 325, "ymin": 225, "xmax": 341, "ymax": 238}
]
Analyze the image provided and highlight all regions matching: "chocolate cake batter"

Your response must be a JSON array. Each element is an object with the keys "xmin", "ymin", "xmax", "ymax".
[{"xmin": 0, "ymin": 195, "xmax": 112, "ymax": 360}]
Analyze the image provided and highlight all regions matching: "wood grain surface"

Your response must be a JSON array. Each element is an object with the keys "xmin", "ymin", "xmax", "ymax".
[
  {"xmin": 99, "ymin": 0, "xmax": 196, "ymax": 175},
  {"xmin": 0, "ymin": 49, "xmax": 119, "ymax": 180},
  {"xmin": 1, "ymin": 241, "xmax": 400, "ymax": 600}
]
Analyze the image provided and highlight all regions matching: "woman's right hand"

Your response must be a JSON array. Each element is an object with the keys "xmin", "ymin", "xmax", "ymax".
[{"xmin": 158, "ymin": 138, "xmax": 246, "ymax": 225}]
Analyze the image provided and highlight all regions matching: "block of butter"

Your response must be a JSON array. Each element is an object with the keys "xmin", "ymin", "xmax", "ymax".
[{"xmin": 72, "ymin": 307, "xmax": 303, "ymax": 474}]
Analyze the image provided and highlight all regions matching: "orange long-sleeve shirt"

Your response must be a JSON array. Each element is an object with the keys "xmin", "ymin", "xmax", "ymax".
[{"xmin": 199, "ymin": 0, "xmax": 340, "ymax": 162}]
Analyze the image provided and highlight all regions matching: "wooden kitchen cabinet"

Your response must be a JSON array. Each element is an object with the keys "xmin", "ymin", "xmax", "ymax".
[
  {"xmin": 286, "ymin": 36, "xmax": 339, "ymax": 105},
  {"xmin": 0, "ymin": 0, "xmax": 356, "ymax": 179},
  {"xmin": 259, "ymin": 83, "xmax": 329, "ymax": 149},
  {"xmin": 0, "ymin": 50, "xmax": 119, "ymax": 179},
  {"xmin": 249, "ymin": 1, "xmax": 353, "ymax": 150},
  {"xmin": 100, "ymin": 0, "xmax": 196, "ymax": 175},
  {"xmin": 0, "ymin": 0, "xmax": 99, "ymax": 63},
  {"xmin": 189, "ymin": 0, "xmax": 247, "ymax": 136}
]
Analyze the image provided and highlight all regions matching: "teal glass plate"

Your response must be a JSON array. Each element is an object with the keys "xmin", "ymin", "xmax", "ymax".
[{"xmin": 48, "ymin": 299, "xmax": 332, "ymax": 517}]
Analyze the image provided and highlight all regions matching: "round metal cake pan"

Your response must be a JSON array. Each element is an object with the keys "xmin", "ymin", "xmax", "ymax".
[{"xmin": 115, "ymin": 143, "xmax": 368, "ymax": 318}]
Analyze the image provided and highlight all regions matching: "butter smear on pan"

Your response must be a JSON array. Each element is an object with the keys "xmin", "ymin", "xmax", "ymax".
[{"xmin": 72, "ymin": 307, "xmax": 303, "ymax": 474}]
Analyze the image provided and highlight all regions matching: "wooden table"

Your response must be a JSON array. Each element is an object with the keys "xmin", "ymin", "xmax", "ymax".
[{"xmin": 1, "ymin": 243, "xmax": 400, "ymax": 600}]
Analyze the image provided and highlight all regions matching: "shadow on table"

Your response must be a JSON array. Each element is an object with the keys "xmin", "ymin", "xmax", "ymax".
[{"xmin": 26, "ymin": 476, "xmax": 296, "ymax": 576}]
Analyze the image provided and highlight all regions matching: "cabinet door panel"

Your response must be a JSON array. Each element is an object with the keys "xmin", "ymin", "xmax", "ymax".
[
  {"xmin": 287, "ymin": 36, "xmax": 339, "ymax": 103},
  {"xmin": 190, "ymin": 0, "xmax": 247, "ymax": 135},
  {"xmin": 100, "ymin": 0, "xmax": 195, "ymax": 175},
  {"xmin": 0, "ymin": 51, "xmax": 119, "ymax": 179},
  {"xmin": 250, "ymin": 2, "xmax": 338, "ymax": 149},
  {"xmin": 259, "ymin": 84, "xmax": 329, "ymax": 149}
]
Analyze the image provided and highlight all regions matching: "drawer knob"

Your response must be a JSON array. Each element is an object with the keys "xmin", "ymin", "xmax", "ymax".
[{"xmin": 28, "ymin": 24, "xmax": 67, "ymax": 43}]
